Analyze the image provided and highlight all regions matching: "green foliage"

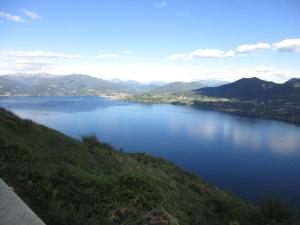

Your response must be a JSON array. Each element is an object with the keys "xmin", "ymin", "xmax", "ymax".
[
  {"xmin": 82, "ymin": 134, "xmax": 100, "ymax": 152},
  {"xmin": 259, "ymin": 198, "xmax": 297, "ymax": 225},
  {"xmin": 0, "ymin": 108, "xmax": 299, "ymax": 225}
]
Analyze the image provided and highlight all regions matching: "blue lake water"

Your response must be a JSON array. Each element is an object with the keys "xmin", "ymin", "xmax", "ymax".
[{"xmin": 1, "ymin": 96, "xmax": 300, "ymax": 206}]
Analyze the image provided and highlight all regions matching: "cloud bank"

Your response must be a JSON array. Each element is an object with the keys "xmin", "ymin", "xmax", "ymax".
[
  {"xmin": 169, "ymin": 38, "xmax": 300, "ymax": 60},
  {"xmin": 273, "ymin": 39, "xmax": 300, "ymax": 53},
  {"xmin": 235, "ymin": 43, "xmax": 271, "ymax": 54}
]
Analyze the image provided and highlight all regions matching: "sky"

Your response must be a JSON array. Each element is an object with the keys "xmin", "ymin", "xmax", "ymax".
[{"xmin": 0, "ymin": 0, "xmax": 300, "ymax": 83}]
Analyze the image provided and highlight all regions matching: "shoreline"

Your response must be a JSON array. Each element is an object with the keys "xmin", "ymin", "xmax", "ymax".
[{"xmin": 1, "ymin": 94, "xmax": 299, "ymax": 126}]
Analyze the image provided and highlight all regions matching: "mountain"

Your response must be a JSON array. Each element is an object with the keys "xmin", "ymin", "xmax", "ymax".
[
  {"xmin": 267, "ymin": 78, "xmax": 300, "ymax": 101},
  {"xmin": 0, "ymin": 73, "xmax": 225, "ymax": 97},
  {"xmin": 285, "ymin": 78, "xmax": 300, "ymax": 86},
  {"xmin": 1, "ymin": 73, "xmax": 55, "ymax": 87},
  {"xmin": 149, "ymin": 81, "xmax": 206, "ymax": 95},
  {"xmin": 148, "ymin": 81, "xmax": 169, "ymax": 87},
  {"xmin": 196, "ymin": 77, "xmax": 300, "ymax": 101},
  {"xmin": 28, "ymin": 74, "xmax": 130, "ymax": 95},
  {"xmin": 0, "ymin": 76, "xmax": 29, "ymax": 95},
  {"xmin": 0, "ymin": 74, "xmax": 159, "ymax": 96},
  {"xmin": 197, "ymin": 79, "xmax": 228, "ymax": 87},
  {"xmin": 108, "ymin": 79, "xmax": 163, "ymax": 92},
  {"xmin": 1, "ymin": 108, "xmax": 296, "ymax": 225}
]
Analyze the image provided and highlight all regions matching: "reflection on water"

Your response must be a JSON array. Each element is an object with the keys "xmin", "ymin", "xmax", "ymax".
[
  {"xmin": 167, "ymin": 112, "xmax": 300, "ymax": 155},
  {"xmin": 1, "ymin": 96, "xmax": 300, "ymax": 206}
]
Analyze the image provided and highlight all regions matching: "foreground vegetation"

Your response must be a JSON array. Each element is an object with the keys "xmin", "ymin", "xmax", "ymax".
[{"xmin": 0, "ymin": 108, "xmax": 299, "ymax": 225}]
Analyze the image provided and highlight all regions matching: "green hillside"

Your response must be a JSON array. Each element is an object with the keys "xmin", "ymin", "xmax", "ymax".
[
  {"xmin": 196, "ymin": 77, "xmax": 300, "ymax": 101},
  {"xmin": 0, "ymin": 108, "xmax": 297, "ymax": 225}
]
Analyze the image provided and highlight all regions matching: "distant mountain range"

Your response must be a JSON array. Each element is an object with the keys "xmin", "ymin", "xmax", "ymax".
[
  {"xmin": 0, "ymin": 73, "xmax": 225, "ymax": 96},
  {"xmin": 2, "ymin": 74, "xmax": 299, "ymax": 101},
  {"xmin": 149, "ymin": 81, "xmax": 205, "ymax": 95},
  {"xmin": 142, "ymin": 80, "xmax": 227, "ymax": 96},
  {"xmin": 196, "ymin": 77, "xmax": 300, "ymax": 101},
  {"xmin": 0, "ymin": 73, "xmax": 162, "ymax": 96}
]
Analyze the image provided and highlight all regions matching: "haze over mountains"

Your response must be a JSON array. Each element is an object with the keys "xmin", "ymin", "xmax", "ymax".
[
  {"xmin": 0, "ymin": 73, "xmax": 224, "ymax": 96},
  {"xmin": 0, "ymin": 73, "xmax": 159, "ymax": 96}
]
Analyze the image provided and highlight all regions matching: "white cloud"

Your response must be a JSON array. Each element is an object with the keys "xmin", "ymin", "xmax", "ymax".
[
  {"xmin": 169, "ymin": 49, "xmax": 235, "ymax": 60},
  {"xmin": 191, "ymin": 49, "xmax": 229, "ymax": 58},
  {"xmin": 235, "ymin": 42, "xmax": 271, "ymax": 54},
  {"xmin": 168, "ymin": 38, "xmax": 300, "ymax": 60},
  {"xmin": 22, "ymin": 9, "xmax": 41, "ymax": 20},
  {"xmin": 168, "ymin": 53, "xmax": 191, "ymax": 60},
  {"xmin": 97, "ymin": 53, "xmax": 119, "ymax": 60},
  {"xmin": 225, "ymin": 50, "xmax": 236, "ymax": 57},
  {"xmin": 0, "ymin": 50, "xmax": 85, "ymax": 59},
  {"xmin": 0, "ymin": 11, "xmax": 26, "ymax": 23},
  {"xmin": 97, "ymin": 50, "xmax": 131, "ymax": 60},
  {"xmin": 273, "ymin": 38, "xmax": 300, "ymax": 53},
  {"xmin": 155, "ymin": 0, "xmax": 167, "ymax": 8},
  {"xmin": 178, "ymin": 12, "xmax": 190, "ymax": 16}
]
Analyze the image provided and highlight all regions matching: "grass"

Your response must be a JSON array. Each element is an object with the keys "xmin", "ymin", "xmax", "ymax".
[{"xmin": 0, "ymin": 108, "xmax": 299, "ymax": 225}]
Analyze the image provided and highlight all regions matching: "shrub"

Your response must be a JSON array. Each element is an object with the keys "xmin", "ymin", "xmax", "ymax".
[
  {"xmin": 259, "ymin": 198, "xmax": 294, "ymax": 225},
  {"xmin": 81, "ymin": 134, "xmax": 100, "ymax": 152}
]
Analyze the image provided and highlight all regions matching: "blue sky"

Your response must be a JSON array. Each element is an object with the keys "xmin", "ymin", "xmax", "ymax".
[{"xmin": 0, "ymin": 0, "xmax": 300, "ymax": 82}]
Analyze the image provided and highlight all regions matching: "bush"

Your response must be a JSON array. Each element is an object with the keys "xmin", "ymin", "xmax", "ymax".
[
  {"xmin": 81, "ymin": 134, "xmax": 99, "ymax": 152},
  {"xmin": 259, "ymin": 198, "xmax": 295, "ymax": 225}
]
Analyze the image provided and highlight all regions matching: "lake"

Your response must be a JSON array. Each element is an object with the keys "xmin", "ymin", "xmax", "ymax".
[{"xmin": 1, "ymin": 96, "xmax": 300, "ymax": 206}]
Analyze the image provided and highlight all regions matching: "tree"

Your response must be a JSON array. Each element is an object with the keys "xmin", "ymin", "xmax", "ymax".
[{"xmin": 81, "ymin": 134, "xmax": 99, "ymax": 153}]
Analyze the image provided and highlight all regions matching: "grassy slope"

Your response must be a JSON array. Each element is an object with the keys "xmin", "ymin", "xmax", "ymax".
[{"xmin": 0, "ymin": 108, "xmax": 297, "ymax": 225}]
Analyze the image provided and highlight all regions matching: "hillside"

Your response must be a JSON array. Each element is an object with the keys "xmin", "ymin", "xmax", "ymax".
[
  {"xmin": 190, "ymin": 77, "xmax": 300, "ymax": 124},
  {"xmin": 125, "ymin": 81, "xmax": 225, "ymax": 105},
  {"xmin": 0, "ymin": 76, "xmax": 28, "ymax": 95},
  {"xmin": 196, "ymin": 78, "xmax": 277, "ymax": 100},
  {"xmin": 0, "ymin": 108, "xmax": 297, "ymax": 225},
  {"xmin": 196, "ymin": 77, "xmax": 300, "ymax": 101}
]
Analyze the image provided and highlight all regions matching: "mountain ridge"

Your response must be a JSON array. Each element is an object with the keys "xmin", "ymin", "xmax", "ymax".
[
  {"xmin": 0, "ymin": 74, "xmax": 159, "ymax": 95},
  {"xmin": 196, "ymin": 77, "xmax": 300, "ymax": 101},
  {"xmin": 0, "ymin": 73, "xmax": 225, "ymax": 96}
]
